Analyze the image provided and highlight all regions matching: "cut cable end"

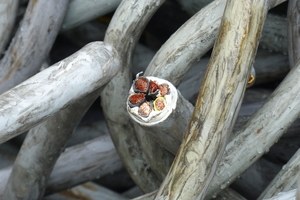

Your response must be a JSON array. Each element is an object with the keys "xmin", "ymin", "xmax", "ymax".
[{"xmin": 127, "ymin": 74, "xmax": 177, "ymax": 124}]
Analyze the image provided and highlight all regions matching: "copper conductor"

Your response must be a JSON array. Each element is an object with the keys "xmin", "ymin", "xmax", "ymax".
[
  {"xmin": 248, "ymin": 73, "xmax": 255, "ymax": 84},
  {"xmin": 159, "ymin": 84, "xmax": 169, "ymax": 97},
  {"xmin": 149, "ymin": 80, "xmax": 159, "ymax": 93},
  {"xmin": 138, "ymin": 101, "xmax": 152, "ymax": 117},
  {"xmin": 129, "ymin": 93, "xmax": 146, "ymax": 105},
  {"xmin": 154, "ymin": 97, "xmax": 166, "ymax": 111},
  {"xmin": 135, "ymin": 77, "xmax": 149, "ymax": 92},
  {"xmin": 128, "ymin": 74, "xmax": 172, "ymax": 118}
]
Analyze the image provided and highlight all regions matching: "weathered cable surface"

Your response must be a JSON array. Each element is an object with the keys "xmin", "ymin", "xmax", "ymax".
[
  {"xmin": 287, "ymin": 0, "xmax": 300, "ymax": 68},
  {"xmin": 100, "ymin": 0, "xmax": 165, "ymax": 192},
  {"xmin": 178, "ymin": 49, "xmax": 288, "ymax": 104},
  {"xmin": 130, "ymin": 0, "xmax": 287, "ymax": 198},
  {"xmin": 0, "ymin": 42, "xmax": 120, "ymax": 144},
  {"xmin": 0, "ymin": 135, "xmax": 123, "ymax": 197},
  {"xmin": 2, "ymin": 41, "xmax": 120, "ymax": 199},
  {"xmin": 258, "ymin": 149, "xmax": 300, "ymax": 199},
  {"xmin": 145, "ymin": 0, "xmax": 286, "ymax": 87},
  {"xmin": 61, "ymin": 0, "xmax": 121, "ymax": 31},
  {"xmin": 176, "ymin": 0, "xmax": 288, "ymax": 54},
  {"xmin": 141, "ymin": 0, "xmax": 227, "ymax": 184},
  {"xmin": 262, "ymin": 189, "xmax": 297, "ymax": 200},
  {"xmin": 206, "ymin": 59, "xmax": 300, "ymax": 198},
  {"xmin": 3, "ymin": 89, "xmax": 101, "ymax": 200},
  {"xmin": 145, "ymin": 0, "xmax": 226, "ymax": 86},
  {"xmin": 0, "ymin": 0, "xmax": 69, "ymax": 94},
  {"xmin": 139, "ymin": 61, "xmax": 300, "ymax": 199},
  {"xmin": 0, "ymin": 1, "xmax": 18, "ymax": 55},
  {"xmin": 133, "ymin": 0, "xmax": 289, "ymax": 196},
  {"xmin": 133, "ymin": 124, "xmax": 174, "ymax": 182},
  {"xmin": 45, "ymin": 135, "xmax": 122, "ymax": 195},
  {"xmin": 154, "ymin": 0, "xmax": 268, "ymax": 199}
]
